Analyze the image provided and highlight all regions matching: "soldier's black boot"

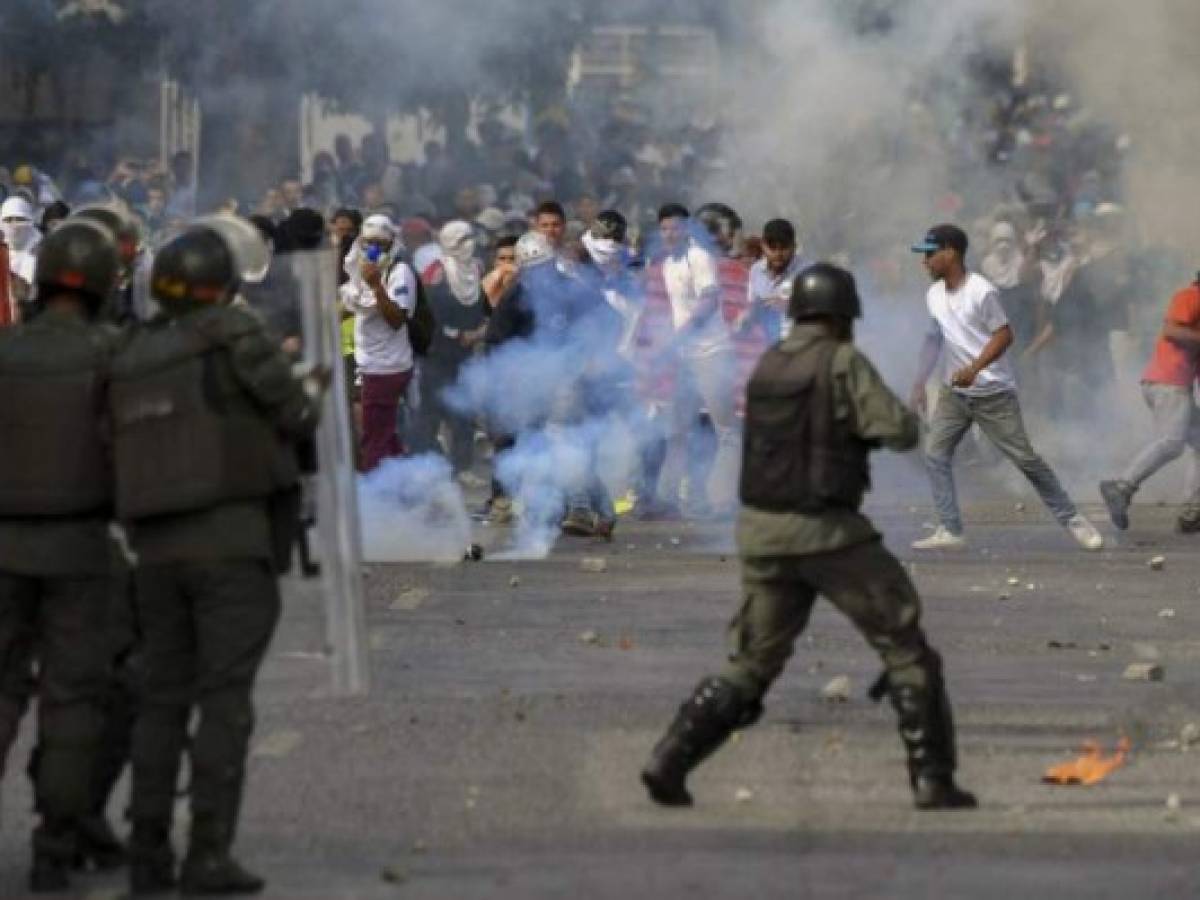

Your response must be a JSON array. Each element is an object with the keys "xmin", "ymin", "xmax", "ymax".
[
  {"xmin": 74, "ymin": 813, "xmax": 127, "ymax": 870},
  {"xmin": 888, "ymin": 656, "xmax": 977, "ymax": 811},
  {"xmin": 129, "ymin": 821, "xmax": 177, "ymax": 896},
  {"xmin": 180, "ymin": 815, "xmax": 264, "ymax": 895},
  {"xmin": 30, "ymin": 820, "xmax": 76, "ymax": 893},
  {"xmin": 641, "ymin": 676, "xmax": 762, "ymax": 807}
]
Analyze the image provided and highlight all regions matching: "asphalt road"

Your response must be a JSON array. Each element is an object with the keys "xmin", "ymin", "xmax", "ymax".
[{"xmin": 2, "ymin": 489, "xmax": 1199, "ymax": 898}]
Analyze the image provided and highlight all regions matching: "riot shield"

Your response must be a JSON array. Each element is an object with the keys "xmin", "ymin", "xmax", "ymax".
[
  {"xmin": 190, "ymin": 214, "xmax": 271, "ymax": 284},
  {"xmin": 0, "ymin": 244, "xmax": 12, "ymax": 326},
  {"xmin": 293, "ymin": 246, "xmax": 370, "ymax": 696}
]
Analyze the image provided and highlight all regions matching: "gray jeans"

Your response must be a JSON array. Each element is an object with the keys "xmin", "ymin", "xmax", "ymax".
[
  {"xmin": 925, "ymin": 387, "xmax": 1077, "ymax": 533},
  {"xmin": 1120, "ymin": 382, "xmax": 1200, "ymax": 504},
  {"xmin": 659, "ymin": 346, "xmax": 740, "ymax": 509}
]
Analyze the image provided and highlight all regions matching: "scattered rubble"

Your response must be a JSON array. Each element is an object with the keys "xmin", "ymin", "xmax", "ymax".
[
  {"xmin": 1122, "ymin": 662, "xmax": 1164, "ymax": 682},
  {"xmin": 1165, "ymin": 793, "xmax": 1182, "ymax": 821},
  {"xmin": 821, "ymin": 675, "xmax": 852, "ymax": 703},
  {"xmin": 252, "ymin": 730, "xmax": 303, "ymax": 759},
  {"xmin": 380, "ymin": 865, "xmax": 409, "ymax": 884},
  {"xmin": 390, "ymin": 587, "xmax": 429, "ymax": 611}
]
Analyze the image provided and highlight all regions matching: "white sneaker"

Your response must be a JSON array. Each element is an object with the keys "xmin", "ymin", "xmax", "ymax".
[
  {"xmin": 911, "ymin": 525, "xmax": 967, "ymax": 551},
  {"xmin": 1067, "ymin": 514, "xmax": 1104, "ymax": 551}
]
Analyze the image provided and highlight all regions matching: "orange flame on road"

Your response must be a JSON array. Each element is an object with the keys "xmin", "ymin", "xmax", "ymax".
[{"xmin": 1042, "ymin": 737, "xmax": 1131, "ymax": 786}]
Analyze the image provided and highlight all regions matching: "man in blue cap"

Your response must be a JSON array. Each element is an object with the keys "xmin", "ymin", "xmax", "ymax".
[{"xmin": 908, "ymin": 223, "xmax": 1103, "ymax": 551}]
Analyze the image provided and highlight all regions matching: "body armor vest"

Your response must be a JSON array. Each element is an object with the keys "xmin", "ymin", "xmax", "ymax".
[
  {"xmin": 740, "ymin": 336, "xmax": 870, "ymax": 513},
  {"xmin": 0, "ymin": 322, "xmax": 111, "ymax": 517},
  {"xmin": 109, "ymin": 311, "xmax": 297, "ymax": 521}
]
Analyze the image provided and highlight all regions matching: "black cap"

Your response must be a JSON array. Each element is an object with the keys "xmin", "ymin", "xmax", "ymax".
[{"xmin": 911, "ymin": 223, "xmax": 968, "ymax": 257}]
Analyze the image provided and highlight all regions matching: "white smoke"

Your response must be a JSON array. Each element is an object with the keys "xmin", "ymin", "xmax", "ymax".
[{"xmin": 358, "ymin": 454, "xmax": 472, "ymax": 562}]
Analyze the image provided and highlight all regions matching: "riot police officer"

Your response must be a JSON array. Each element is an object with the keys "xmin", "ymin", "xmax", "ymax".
[
  {"xmin": 73, "ymin": 202, "xmax": 150, "ymax": 324},
  {"xmin": 640, "ymin": 263, "xmax": 977, "ymax": 811},
  {"xmin": 0, "ymin": 219, "xmax": 124, "ymax": 892},
  {"xmin": 109, "ymin": 217, "xmax": 324, "ymax": 895}
]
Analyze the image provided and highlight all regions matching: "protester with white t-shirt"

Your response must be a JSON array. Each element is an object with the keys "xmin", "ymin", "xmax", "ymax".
[
  {"xmin": 745, "ymin": 217, "xmax": 806, "ymax": 342},
  {"xmin": 908, "ymin": 223, "xmax": 1102, "ymax": 551},
  {"xmin": 655, "ymin": 203, "xmax": 739, "ymax": 513},
  {"xmin": 341, "ymin": 214, "xmax": 418, "ymax": 471}
]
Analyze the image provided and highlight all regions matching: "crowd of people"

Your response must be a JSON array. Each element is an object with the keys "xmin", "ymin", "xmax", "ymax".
[
  {"xmin": 4, "ymin": 48, "xmax": 1200, "ymax": 897},
  {"xmin": 1, "ymin": 85, "xmax": 1194, "ymax": 541}
]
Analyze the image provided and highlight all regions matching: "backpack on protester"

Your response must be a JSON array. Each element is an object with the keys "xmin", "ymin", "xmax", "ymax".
[{"xmin": 408, "ymin": 273, "xmax": 435, "ymax": 356}]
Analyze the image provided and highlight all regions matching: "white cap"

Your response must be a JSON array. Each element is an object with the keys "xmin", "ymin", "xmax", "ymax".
[
  {"xmin": 474, "ymin": 207, "xmax": 505, "ymax": 233},
  {"xmin": 515, "ymin": 231, "xmax": 554, "ymax": 269},
  {"xmin": 361, "ymin": 214, "xmax": 396, "ymax": 242},
  {"xmin": 1, "ymin": 196, "xmax": 35, "ymax": 222}
]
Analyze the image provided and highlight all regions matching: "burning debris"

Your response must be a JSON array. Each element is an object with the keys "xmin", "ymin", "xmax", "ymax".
[{"xmin": 1042, "ymin": 737, "xmax": 1131, "ymax": 786}]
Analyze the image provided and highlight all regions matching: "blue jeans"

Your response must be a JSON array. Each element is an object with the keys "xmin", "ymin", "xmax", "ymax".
[{"xmin": 924, "ymin": 388, "xmax": 1077, "ymax": 533}]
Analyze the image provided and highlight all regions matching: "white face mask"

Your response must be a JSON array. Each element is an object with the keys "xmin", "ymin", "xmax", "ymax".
[{"xmin": 1, "ymin": 219, "xmax": 36, "ymax": 253}]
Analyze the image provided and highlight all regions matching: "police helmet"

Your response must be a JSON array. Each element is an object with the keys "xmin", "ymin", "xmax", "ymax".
[
  {"xmin": 72, "ymin": 203, "xmax": 142, "ymax": 273},
  {"xmin": 151, "ymin": 227, "xmax": 239, "ymax": 309},
  {"xmin": 789, "ymin": 263, "xmax": 862, "ymax": 322},
  {"xmin": 34, "ymin": 219, "xmax": 121, "ymax": 314},
  {"xmin": 514, "ymin": 231, "xmax": 555, "ymax": 269},
  {"xmin": 695, "ymin": 202, "xmax": 742, "ymax": 251},
  {"xmin": 590, "ymin": 209, "xmax": 627, "ymax": 244}
]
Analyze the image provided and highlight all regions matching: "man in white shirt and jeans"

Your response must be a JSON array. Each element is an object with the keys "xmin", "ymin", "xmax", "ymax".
[
  {"xmin": 657, "ymin": 203, "xmax": 740, "ymax": 513},
  {"xmin": 908, "ymin": 223, "xmax": 1102, "ymax": 551},
  {"xmin": 341, "ymin": 214, "xmax": 418, "ymax": 471}
]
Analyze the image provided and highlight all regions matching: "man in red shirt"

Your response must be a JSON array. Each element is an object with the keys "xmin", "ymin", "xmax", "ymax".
[{"xmin": 1100, "ymin": 276, "xmax": 1200, "ymax": 532}]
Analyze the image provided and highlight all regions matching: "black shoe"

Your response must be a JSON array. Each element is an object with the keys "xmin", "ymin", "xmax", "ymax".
[
  {"xmin": 74, "ymin": 814, "xmax": 127, "ymax": 871},
  {"xmin": 913, "ymin": 774, "xmax": 978, "ymax": 810},
  {"xmin": 561, "ymin": 509, "xmax": 617, "ymax": 541},
  {"xmin": 31, "ymin": 823, "xmax": 75, "ymax": 893},
  {"xmin": 1177, "ymin": 508, "xmax": 1200, "ymax": 534},
  {"xmin": 129, "ymin": 826, "xmax": 177, "ymax": 896},
  {"xmin": 181, "ymin": 853, "xmax": 265, "ymax": 895},
  {"xmin": 30, "ymin": 856, "xmax": 70, "ymax": 893},
  {"xmin": 1099, "ymin": 480, "xmax": 1132, "ymax": 530},
  {"xmin": 131, "ymin": 859, "xmax": 178, "ymax": 896}
]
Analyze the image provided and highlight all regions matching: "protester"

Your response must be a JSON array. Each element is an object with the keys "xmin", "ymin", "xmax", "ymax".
[
  {"xmin": 340, "ymin": 214, "xmax": 419, "ymax": 472},
  {"xmin": 1100, "ymin": 274, "xmax": 1200, "ymax": 533},
  {"xmin": 654, "ymin": 203, "xmax": 740, "ymax": 516},
  {"xmin": 409, "ymin": 221, "xmax": 488, "ymax": 481},
  {"xmin": 908, "ymin": 223, "xmax": 1104, "ymax": 551}
]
